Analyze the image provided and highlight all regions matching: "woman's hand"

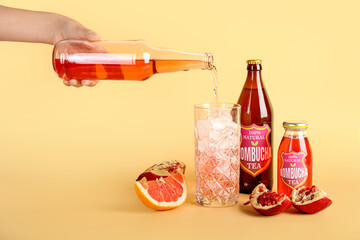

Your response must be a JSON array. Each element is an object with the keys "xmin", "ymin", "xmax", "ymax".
[
  {"xmin": 51, "ymin": 14, "xmax": 101, "ymax": 88},
  {"xmin": 0, "ymin": 6, "xmax": 102, "ymax": 87},
  {"xmin": 50, "ymin": 14, "xmax": 101, "ymax": 45}
]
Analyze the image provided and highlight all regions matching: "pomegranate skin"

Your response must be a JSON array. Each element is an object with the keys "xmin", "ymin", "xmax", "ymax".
[
  {"xmin": 245, "ymin": 184, "xmax": 293, "ymax": 216},
  {"xmin": 293, "ymin": 197, "xmax": 332, "ymax": 214},
  {"xmin": 252, "ymin": 197, "xmax": 293, "ymax": 216},
  {"xmin": 136, "ymin": 160, "xmax": 186, "ymax": 181},
  {"xmin": 136, "ymin": 172, "xmax": 164, "ymax": 181}
]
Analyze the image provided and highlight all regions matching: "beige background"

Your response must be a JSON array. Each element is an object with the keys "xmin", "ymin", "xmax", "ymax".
[{"xmin": 0, "ymin": 0, "xmax": 359, "ymax": 239}]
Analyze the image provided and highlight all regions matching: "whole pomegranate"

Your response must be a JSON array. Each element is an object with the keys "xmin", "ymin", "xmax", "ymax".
[
  {"xmin": 244, "ymin": 184, "xmax": 292, "ymax": 216},
  {"xmin": 290, "ymin": 185, "xmax": 332, "ymax": 214}
]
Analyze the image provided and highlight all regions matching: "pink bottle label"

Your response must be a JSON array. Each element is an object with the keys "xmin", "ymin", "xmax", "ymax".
[
  {"xmin": 280, "ymin": 152, "xmax": 308, "ymax": 189},
  {"xmin": 240, "ymin": 124, "xmax": 271, "ymax": 177}
]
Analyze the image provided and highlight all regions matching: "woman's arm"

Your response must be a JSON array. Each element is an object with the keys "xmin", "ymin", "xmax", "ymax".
[
  {"xmin": 0, "ymin": 5, "xmax": 101, "ymax": 87},
  {"xmin": 0, "ymin": 5, "xmax": 101, "ymax": 44}
]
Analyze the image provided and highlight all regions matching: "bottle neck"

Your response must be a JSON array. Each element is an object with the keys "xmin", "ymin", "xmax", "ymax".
[
  {"xmin": 245, "ymin": 66, "xmax": 264, "ymax": 89},
  {"xmin": 246, "ymin": 70, "xmax": 262, "ymax": 80},
  {"xmin": 284, "ymin": 128, "xmax": 308, "ymax": 139},
  {"xmin": 153, "ymin": 46, "xmax": 213, "ymax": 73}
]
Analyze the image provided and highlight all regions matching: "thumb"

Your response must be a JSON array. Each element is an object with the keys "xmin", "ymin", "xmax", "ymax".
[{"xmin": 77, "ymin": 27, "xmax": 101, "ymax": 41}]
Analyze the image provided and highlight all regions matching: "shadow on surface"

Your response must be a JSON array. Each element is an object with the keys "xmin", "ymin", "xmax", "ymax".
[
  {"xmin": 101, "ymin": 201, "xmax": 157, "ymax": 214},
  {"xmin": 186, "ymin": 190, "xmax": 197, "ymax": 205},
  {"xmin": 284, "ymin": 206, "xmax": 303, "ymax": 215},
  {"xmin": 238, "ymin": 202, "xmax": 265, "ymax": 217}
]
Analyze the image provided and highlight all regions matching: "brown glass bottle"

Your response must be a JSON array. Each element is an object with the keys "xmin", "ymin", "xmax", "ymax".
[{"xmin": 237, "ymin": 59, "xmax": 273, "ymax": 193}]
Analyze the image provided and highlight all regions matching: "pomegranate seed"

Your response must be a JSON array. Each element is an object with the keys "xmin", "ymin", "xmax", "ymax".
[
  {"xmin": 310, "ymin": 195, "xmax": 314, "ymax": 200},
  {"xmin": 296, "ymin": 197, "xmax": 302, "ymax": 202},
  {"xmin": 299, "ymin": 188, "xmax": 306, "ymax": 194},
  {"xmin": 311, "ymin": 185, "xmax": 319, "ymax": 192},
  {"xmin": 257, "ymin": 191, "xmax": 284, "ymax": 207},
  {"xmin": 305, "ymin": 190, "xmax": 311, "ymax": 196}
]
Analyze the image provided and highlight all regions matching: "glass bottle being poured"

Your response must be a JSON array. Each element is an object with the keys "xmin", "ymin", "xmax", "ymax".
[{"xmin": 52, "ymin": 40, "xmax": 214, "ymax": 81}]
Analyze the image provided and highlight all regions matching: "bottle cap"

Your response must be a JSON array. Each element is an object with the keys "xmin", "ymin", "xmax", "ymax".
[
  {"xmin": 246, "ymin": 59, "xmax": 262, "ymax": 65},
  {"xmin": 283, "ymin": 120, "xmax": 309, "ymax": 129}
]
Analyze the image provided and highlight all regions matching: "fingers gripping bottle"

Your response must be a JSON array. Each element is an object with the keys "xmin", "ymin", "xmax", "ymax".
[{"xmin": 237, "ymin": 60, "xmax": 273, "ymax": 193}]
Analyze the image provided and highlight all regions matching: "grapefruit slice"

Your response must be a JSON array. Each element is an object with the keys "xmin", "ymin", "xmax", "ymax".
[{"xmin": 135, "ymin": 161, "xmax": 187, "ymax": 210}]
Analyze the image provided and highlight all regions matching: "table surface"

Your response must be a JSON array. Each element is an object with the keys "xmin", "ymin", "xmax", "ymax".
[
  {"xmin": 0, "ymin": 0, "xmax": 360, "ymax": 239},
  {"xmin": 0, "ymin": 169, "xmax": 358, "ymax": 240}
]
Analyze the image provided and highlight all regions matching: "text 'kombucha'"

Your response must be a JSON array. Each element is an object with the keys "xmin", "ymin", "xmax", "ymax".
[
  {"xmin": 277, "ymin": 121, "xmax": 312, "ymax": 197},
  {"xmin": 237, "ymin": 59, "xmax": 273, "ymax": 194}
]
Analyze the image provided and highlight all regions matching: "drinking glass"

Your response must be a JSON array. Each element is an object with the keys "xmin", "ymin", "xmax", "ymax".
[{"xmin": 194, "ymin": 103, "xmax": 241, "ymax": 207}]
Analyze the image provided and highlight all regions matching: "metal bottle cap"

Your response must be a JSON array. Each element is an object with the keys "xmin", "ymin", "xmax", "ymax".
[
  {"xmin": 283, "ymin": 120, "xmax": 309, "ymax": 129},
  {"xmin": 246, "ymin": 59, "xmax": 262, "ymax": 64}
]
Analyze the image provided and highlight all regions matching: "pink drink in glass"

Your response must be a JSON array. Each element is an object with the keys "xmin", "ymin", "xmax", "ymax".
[{"xmin": 194, "ymin": 103, "xmax": 240, "ymax": 207}]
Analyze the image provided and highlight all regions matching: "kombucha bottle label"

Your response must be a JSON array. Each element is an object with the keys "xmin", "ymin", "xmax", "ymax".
[
  {"xmin": 240, "ymin": 124, "xmax": 271, "ymax": 177},
  {"xmin": 280, "ymin": 152, "xmax": 308, "ymax": 189}
]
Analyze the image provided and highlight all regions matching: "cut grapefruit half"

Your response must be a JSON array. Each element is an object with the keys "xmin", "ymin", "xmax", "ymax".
[{"xmin": 135, "ymin": 171, "xmax": 187, "ymax": 210}]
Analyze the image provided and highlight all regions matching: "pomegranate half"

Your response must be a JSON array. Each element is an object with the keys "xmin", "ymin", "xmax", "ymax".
[
  {"xmin": 136, "ymin": 160, "xmax": 186, "ymax": 181},
  {"xmin": 244, "ymin": 184, "xmax": 292, "ymax": 216},
  {"xmin": 290, "ymin": 185, "xmax": 332, "ymax": 214}
]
